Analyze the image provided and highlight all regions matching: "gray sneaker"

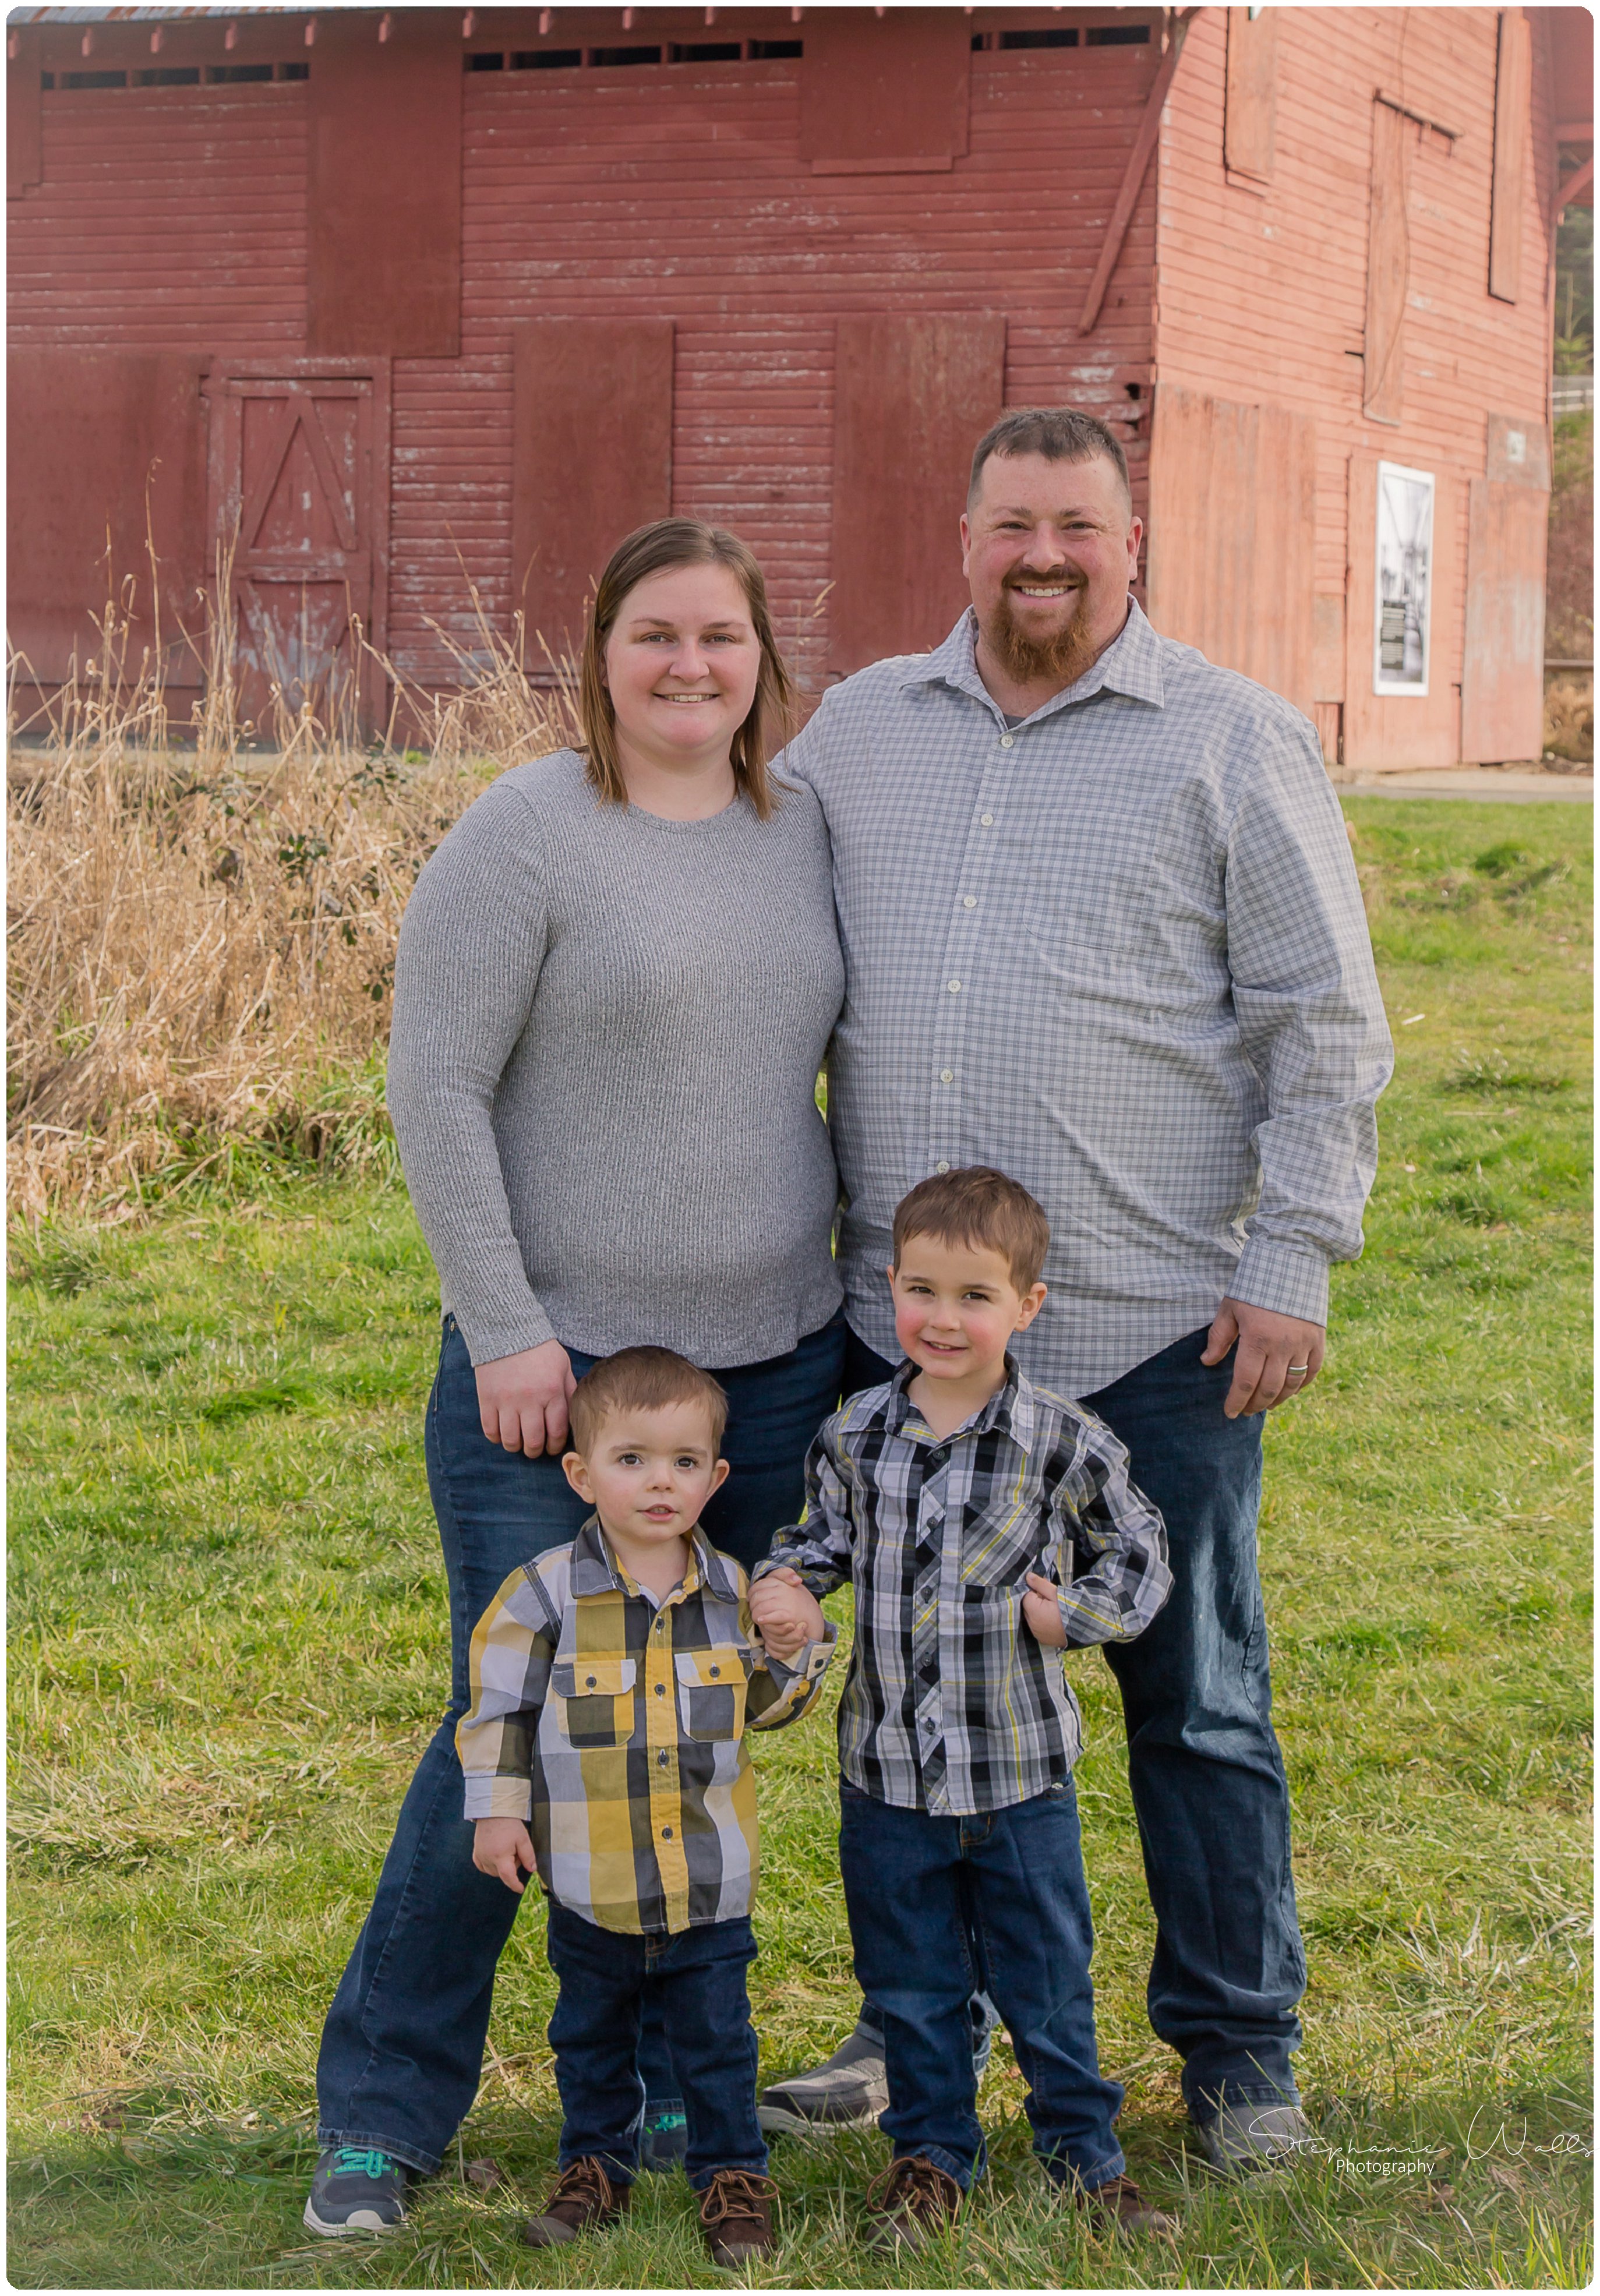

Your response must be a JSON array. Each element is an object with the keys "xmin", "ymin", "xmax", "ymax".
[
  {"xmin": 757, "ymin": 2023, "xmax": 889, "ymax": 2134},
  {"xmin": 1193, "ymin": 2101, "xmax": 1317, "ymax": 2177},
  {"xmin": 302, "ymin": 2145, "xmax": 409, "ymax": 2235}
]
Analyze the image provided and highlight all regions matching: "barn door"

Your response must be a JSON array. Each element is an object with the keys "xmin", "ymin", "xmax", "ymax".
[
  {"xmin": 1460, "ymin": 415, "xmax": 1549, "ymax": 764},
  {"xmin": 204, "ymin": 359, "xmax": 391, "ymax": 735}
]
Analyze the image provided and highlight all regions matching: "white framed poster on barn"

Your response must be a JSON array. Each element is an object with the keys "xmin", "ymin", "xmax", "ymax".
[{"xmin": 1373, "ymin": 461, "xmax": 1436, "ymax": 696}]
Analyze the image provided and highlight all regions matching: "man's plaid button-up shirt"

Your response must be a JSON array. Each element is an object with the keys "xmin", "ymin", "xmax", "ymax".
[
  {"xmin": 778, "ymin": 600, "xmax": 1394, "ymax": 1397},
  {"xmin": 458, "ymin": 1518, "xmax": 833, "ymax": 1934},
  {"xmin": 755, "ymin": 1361, "xmax": 1171, "ymax": 1818}
]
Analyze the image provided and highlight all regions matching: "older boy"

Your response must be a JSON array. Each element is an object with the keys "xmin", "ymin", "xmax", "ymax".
[
  {"xmin": 751, "ymin": 1168, "xmax": 1174, "ymax": 2247},
  {"xmin": 458, "ymin": 1346, "xmax": 833, "ymax": 2266}
]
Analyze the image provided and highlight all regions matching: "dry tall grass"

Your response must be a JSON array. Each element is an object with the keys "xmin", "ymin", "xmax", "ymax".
[{"xmin": 8, "ymin": 575, "xmax": 580, "ymax": 1223}]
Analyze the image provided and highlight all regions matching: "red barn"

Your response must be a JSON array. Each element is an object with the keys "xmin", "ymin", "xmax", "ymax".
[{"xmin": 8, "ymin": 3, "xmax": 1588, "ymax": 765}]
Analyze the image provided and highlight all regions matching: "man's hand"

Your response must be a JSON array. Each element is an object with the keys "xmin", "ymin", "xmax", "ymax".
[
  {"xmin": 475, "ymin": 1340, "xmax": 576, "ymax": 1456},
  {"xmin": 1202, "ymin": 1298, "xmax": 1326, "ymax": 1419},
  {"xmin": 472, "ymin": 1815, "xmax": 537, "ymax": 1894},
  {"xmin": 748, "ymin": 1566, "xmax": 827, "ymax": 1663},
  {"xmin": 1022, "ymin": 1571, "xmax": 1068, "ymax": 1648}
]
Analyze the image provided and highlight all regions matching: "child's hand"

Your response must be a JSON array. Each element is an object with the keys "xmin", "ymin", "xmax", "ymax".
[
  {"xmin": 1022, "ymin": 1571, "xmax": 1068, "ymax": 1649},
  {"xmin": 473, "ymin": 1816, "xmax": 537, "ymax": 1893},
  {"xmin": 749, "ymin": 1566, "xmax": 827, "ymax": 1663}
]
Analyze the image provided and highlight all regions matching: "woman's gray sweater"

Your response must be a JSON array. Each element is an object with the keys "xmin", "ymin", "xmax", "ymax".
[{"xmin": 387, "ymin": 748, "xmax": 846, "ymax": 1369}]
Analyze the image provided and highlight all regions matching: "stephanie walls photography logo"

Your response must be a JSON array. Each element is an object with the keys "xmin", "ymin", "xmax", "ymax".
[{"xmin": 1241, "ymin": 2106, "xmax": 1594, "ymax": 2186}]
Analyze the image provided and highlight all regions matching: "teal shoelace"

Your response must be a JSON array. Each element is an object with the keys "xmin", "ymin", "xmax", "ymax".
[{"xmin": 333, "ymin": 2146, "xmax": 398, "ymax": 2181}]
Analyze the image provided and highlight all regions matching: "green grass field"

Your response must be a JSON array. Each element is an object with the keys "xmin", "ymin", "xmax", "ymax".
[{"xmin": 8, "ymin": 797, "xmax": 1592, "ymax": 2290}]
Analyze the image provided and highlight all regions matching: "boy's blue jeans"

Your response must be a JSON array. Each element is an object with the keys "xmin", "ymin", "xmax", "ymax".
[
  {"xmin": 846, "ymin": 1324, "xmax": 1305, "ymax": 2122},
  {"xmin": 314, "ymin": 1309, "xmax": 845, "ymax": 2177},
  {"xmin": 545, "ymin": 1907, "xmax": 768, "ymax": 2191},
  {"xmin": 839, "ymin": 1776, "xmax": 1125, "ymax": 2192}
]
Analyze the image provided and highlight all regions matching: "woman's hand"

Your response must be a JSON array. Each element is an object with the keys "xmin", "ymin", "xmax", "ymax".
[
  {"xmin": 475, "ymin": 1340, "xmax": 577, "ymax": 1456},
  {"xmin": 473, "ymin": 1816, "xmax": 537, "ymax": 1893}
]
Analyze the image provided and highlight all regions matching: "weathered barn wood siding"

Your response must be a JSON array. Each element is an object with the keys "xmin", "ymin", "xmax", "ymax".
[
  {"xmin": 390, "ymin": 33, "xmax": 1159, "ymax": 690},
  {"xmin": 1153, "ymin": 6, "xmax": 1554, "ymax": 768},
  {"xmin": 7, "ymin": 80, "xmax": 308, "ymax": 353}
]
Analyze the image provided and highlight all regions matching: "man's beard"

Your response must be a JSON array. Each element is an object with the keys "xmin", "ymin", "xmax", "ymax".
[{"xmin": 984, "ymin": 579, "xmax": 1099, "ymax": 688}]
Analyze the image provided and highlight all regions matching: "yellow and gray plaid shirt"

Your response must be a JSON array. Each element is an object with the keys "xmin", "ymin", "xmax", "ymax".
[{"xmin": 458, "ymin": 1517, "xmax": 833, "ymax": 1935}]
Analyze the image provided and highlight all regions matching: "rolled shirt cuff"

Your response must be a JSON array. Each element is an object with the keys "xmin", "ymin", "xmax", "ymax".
[
  {"xmin": 1227, "ymin": 1238, "xmax": 1331, "ymax": 1328},
  {"xmin": 462, "ymin": 1776, "xmax": 535, "ymax": 1822},
  {"xmin": 761, "ymin": 1620, "xmax": 838, "ymax": 1693}
]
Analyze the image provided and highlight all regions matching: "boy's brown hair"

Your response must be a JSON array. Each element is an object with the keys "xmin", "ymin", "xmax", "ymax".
[
  {"xmin": 567, "ymin": 1345, "xmax": 729, "ymax": 1456},
  {"xmin": 892, "ymin": 1167, "xmax": 1051, "ymax": 1293}
]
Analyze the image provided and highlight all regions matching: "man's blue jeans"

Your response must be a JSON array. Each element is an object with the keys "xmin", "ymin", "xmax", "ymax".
[
  {"xmin": 545, "ymin": 1907, "xmax": 768, "ymax": 2192},
  {"xmin": 847, "ymin": 1324, "xmax": 1305, "ymax": 2122},
  {"xmin": 315, "ymin": 1308, "xmax": 846, "ymax": 2176},
  {"xmin": 840, "ymin": 1778, "xmax": 1125, "ymax": 2192}
]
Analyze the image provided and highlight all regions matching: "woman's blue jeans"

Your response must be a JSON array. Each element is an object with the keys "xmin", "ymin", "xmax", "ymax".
[
  {"xmin": 846, "ymin": 1323, "xmax": 1306, "ymax": 2122},
  {"xmin": 315, "ymin": 1308, "xmax": 846, "ymax": 2177}
]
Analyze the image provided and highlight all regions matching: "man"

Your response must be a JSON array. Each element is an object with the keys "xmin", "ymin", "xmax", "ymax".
[{"xmin": 760, "ymin": 407, "xmax": 1393, "ymax": 2174}]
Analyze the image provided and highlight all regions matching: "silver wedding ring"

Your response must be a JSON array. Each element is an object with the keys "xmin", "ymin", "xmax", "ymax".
[{"xmin": 1287, "ymin": 1364, "xmax": 1310, "ymax": 1375}]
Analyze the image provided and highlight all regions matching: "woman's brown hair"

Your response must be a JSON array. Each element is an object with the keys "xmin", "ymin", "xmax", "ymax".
[{"xmin": 577, "ymin": 518, "xmax": 796, "ymax": 819}]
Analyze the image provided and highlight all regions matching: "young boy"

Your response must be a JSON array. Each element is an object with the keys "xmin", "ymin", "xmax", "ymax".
[
  {"xmin": 458, "ymin": 1345, "xmax": 833, "ymax": 2266},
  {"xmin": 750, "ymin": 1167, "xmax": 1175, "ymax": 2248}
]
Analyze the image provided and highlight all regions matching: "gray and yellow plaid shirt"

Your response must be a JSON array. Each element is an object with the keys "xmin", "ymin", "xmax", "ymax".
[
  {"xmin": 755, "ymin": 1362, "xmax": 1170, "ymax": 1818},
  {"xmin": 459, "ymin": 1518, "xmax": 833, "ymax": 1934}
]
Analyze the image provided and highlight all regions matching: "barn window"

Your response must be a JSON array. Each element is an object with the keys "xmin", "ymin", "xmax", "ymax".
[
  {"xmin": 589, "ymin": 45, "xmax": 664, "ymax": 66},
  {"xmin": 208, "ymin": 63, "xmax": 274, "ymax": 83},
  {"xmin": 1086, "ymin": 23, "xmax": 1152, "ymax": 43},
  {"xmin": 749, "ymin": 38, "xmax": 802, "ymax": 56},
  {"xmin": 997, "ymin": 28, "xmax": 1080, "ymax": 47},
  {"xmin": 467, "ymin": 51, "xmax": 505, "ymax": 70},
  {"xmin": 279, "ymin": 62, "xmax": 309, "ymax": 80},
  {"xmin": 63, "ymin": 69, "xmax": 128, "ymax": 89},
  {"xmin": 512, "ymin": 49, "xmax": 581, "ymax": 68},
  {"xmin": 669, "ymin": 41, "xmax": 743, "ymax": 61},
  {"xmin": 40, "ymin": 72, "xmax": 54, "ymax": 87},
  {"xmin": 136, "ymin": 67, "xmax": 202, "ymax": 85}
]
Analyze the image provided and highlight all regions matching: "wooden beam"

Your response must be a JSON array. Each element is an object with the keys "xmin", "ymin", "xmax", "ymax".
[
  {"xmin": 1375, "ymin": 88, "xmax": 1463, "ymax": 143},
  {"xmin": 1077, "ymin": 9, "xmax": 1196, "ymax": 337},
  {"xmin": 1553, "ymin": 153, "xmax": 1594, "ymax": 222}
]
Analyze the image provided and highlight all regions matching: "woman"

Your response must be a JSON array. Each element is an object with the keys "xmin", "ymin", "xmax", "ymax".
[{"xmin": 305, "ymin": 520, "xmax": 846, "ymax": 2237}]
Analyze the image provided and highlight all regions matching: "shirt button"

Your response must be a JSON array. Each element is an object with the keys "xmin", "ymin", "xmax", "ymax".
[
  {"xmin": 962, "ymin": 896, "xmax": 977, "ymax": 910},
  {"xmin": 939, "ymin": 1069, "xmax": 953, "ymax": 1084},
  {"xmin": 999, "ymin": 734, "xmax": 1015, "ymax": 749},
  {"xmin": 658, "ymin": 1749, "xmax": 669, "ymax": 1766},
  {"xmin": 709, "ymin": 1665, "xmax": 720, "ymax": 1678},
  {"xmin": 980, "ymin": 813, "xmax": 994, "ymax": 825},
  {"xmin": 655, "ymin": 1682, "xmax": 666, "ymax": 1695},
  {"xmin": 585, "ymin": 1675, "xmax": 597, "ymax": 1687},
  {"xmin": 661, "ymin": 1825, "xmax": 673, "ymax": 1839},
  {"xmin": 935, "ymin": 1160, "xmax": 950, "ymax": 1174},
  {"xmin": 947, "ymin": 978, "xmax": 962, "ymax": 994}
]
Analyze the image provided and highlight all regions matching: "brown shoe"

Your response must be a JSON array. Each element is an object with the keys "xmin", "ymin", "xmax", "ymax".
[
  {"xmin": 862, "ymin": 2154, "xmax": 962, "ymax": 2251},
  {"xmin": 699, "ymin": 2168, "xmax": 778, "ymax": 2265},
  {"xmin": 1072, "ymin": 2173, "xmax": 1177, "ymax": 2239},
  {"xmin": 522, "ymin": 2156, "xmax": 631, "ymax": 2248}
]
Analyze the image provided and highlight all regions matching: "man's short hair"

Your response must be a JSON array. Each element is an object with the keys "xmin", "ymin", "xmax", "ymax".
[
  {"xmin": 967, "ymin": 407, "xmax": 1132, "ymax": 514},
  {"xmin": 892, "ymin": 1167, "xmax": 1051, "ymax": 1294},
  {"xmin": 568, "ymin": 1345, "xmax": 729, "ymax": 1455}
]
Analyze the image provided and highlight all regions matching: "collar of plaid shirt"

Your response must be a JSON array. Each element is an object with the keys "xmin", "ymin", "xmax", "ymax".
[
  {"xmin": 568, "ymin": 1513, "xmax": 740, "ymax": 1603},
  {"xmin": 902, "ymin": 597, "xmax": 1168, "ymax": 719}
]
